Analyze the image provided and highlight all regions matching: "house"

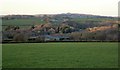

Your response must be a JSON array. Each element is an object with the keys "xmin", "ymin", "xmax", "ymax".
[
  {"xmin": 44, "ymin": 34, "xmax": 70, "ymax": 41},
  {"xmin": 2, "ymin": 31, "xmax": 14, "ymax": 42},
  {"xmin": 28, "ymin": 36, "xmax": 38, "ymax": 41},
  {"xmin": 2, "ymin": 36, "xmax": 13, "ymax": 42}
]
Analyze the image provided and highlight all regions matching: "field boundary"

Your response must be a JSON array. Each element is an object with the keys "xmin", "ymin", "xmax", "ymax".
[
  {"xmin": 2, "ymin": 41, "xmax": 119, "ymax": 44},
  {"xmin": 2, "ymin": 68, "xmax": 119, "ymax": 70}
]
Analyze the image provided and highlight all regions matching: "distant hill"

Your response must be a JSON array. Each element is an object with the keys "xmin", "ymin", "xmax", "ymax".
[
  {"xmin": 2, "ymin": 13, "xmax": 116, "ymax": 20},
  {"xmin": 2, "ymin": 13, "xmax": 117, "ymax": 30}
]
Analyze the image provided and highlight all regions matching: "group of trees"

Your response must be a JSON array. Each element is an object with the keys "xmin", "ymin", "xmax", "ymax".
[
  {"xmin": 69, "ymin": 25, "xmax": 118, "ymax": 41},
  {"xmin": 30, "ymin": 23, "xmax": 75, "ymax": 34},
  {"xmin": 3, "ymin": 30, "xmax": 29, "ymax": 42},
  {"xmin": 5, "ymin": 25, "xmax": 20, "ymax": 31}
]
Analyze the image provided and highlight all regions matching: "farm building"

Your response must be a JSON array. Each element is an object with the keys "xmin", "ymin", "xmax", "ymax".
[
  {"xmin": 44, "ymin": 35, "xmax": 70, "ymax": 41},
  {"xmin": 28, "ymin": 34, "xmax": 70, "ymax": 42}
]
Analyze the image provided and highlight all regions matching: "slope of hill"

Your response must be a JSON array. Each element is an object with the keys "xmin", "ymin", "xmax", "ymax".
[{"xmin": 86, "ymin": 24, "xmax": 118, "ymax": 32}]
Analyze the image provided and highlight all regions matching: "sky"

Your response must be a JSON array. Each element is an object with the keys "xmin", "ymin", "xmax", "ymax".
[{"xmin": 0, "ymin": 0, "xmax": 120, "ymax": 16}]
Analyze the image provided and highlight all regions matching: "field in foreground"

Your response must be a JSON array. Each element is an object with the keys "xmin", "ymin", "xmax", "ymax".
[{"xmin": 2, "ymin": 42, "xmax": 118, "ymax": 68}]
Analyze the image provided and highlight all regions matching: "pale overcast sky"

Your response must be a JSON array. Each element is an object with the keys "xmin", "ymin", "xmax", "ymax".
[{"xmin": 0, "ymin": 0, "xmax": 119, "ymax": 16}]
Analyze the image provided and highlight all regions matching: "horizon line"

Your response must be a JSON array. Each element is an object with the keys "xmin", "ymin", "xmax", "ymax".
[{"xmin": 0, "ymin": 13, "xmax": 117, "ymax": 17}]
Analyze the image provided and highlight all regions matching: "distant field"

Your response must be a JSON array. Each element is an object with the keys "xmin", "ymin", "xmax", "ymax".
[
  {"xmin": 2, "ymin": 18, "xmax": 45, "ymax": 30},
  {"xmin": 2, "ymin": 42, "xmax": 118, "ymax": 68},
  {"xmin": 71, "ymin": 18, "xmax": 117, "ymax": 24},
  {"xmin": 2, "ymin": 18, "xmax": 116, "ymax": 26},
  {"xmin": 2, "ymin": 18, "xmax": 45, "ymax": 26}
]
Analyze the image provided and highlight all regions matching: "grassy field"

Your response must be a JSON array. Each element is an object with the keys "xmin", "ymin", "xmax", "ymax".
[
  {"xmin": 2, "ymin": 18, "xmax": 116, "ymax": 26},
  {"xmin": 2, "ymin": 42, "xmax": 118, "ymax": 68},
  {"xmin": 2, "ymin": 18, "xmax": 45, "ymax": 26},
  {"xmin": 2, "ymin": 18, "xmax": 45, "ymax": 30}
]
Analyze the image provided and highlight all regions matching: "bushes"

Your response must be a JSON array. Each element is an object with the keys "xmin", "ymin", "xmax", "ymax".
[
  {"xmin": 13, "ymin": 32, "xmax": 28, "ymax": 42},
  {"xmin": 69, "ymin": 27, "xmax": 118, "ymax": 41}
]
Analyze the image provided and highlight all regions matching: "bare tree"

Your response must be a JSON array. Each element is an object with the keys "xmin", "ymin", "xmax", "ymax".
[{"xmin": 13, "ymin": 32, "xmax": 28, "ymax": 42}]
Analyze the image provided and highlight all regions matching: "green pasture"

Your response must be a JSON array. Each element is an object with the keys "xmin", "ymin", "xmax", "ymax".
[
  {"xmin": 2, "ymin": 17, "xmax": 116, "ymax": 26},
  {"xmin": 2, "ymin": 42, "xmax": 118, "ymax": 68},
  {"xmin": 2, "ymin": 18, "xmax": 45, "ymax": 26}
]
